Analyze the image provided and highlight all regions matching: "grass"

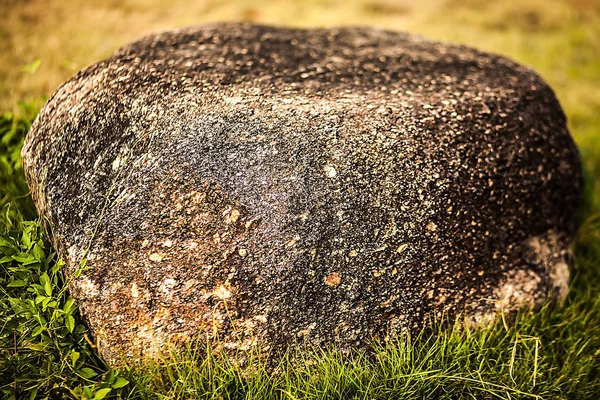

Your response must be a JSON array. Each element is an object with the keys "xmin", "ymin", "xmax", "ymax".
[
  {"xmin": 1, "ymin": 0, "xmax": 600, "ymax": 398},
  {"xmin": 0, "ymin": 103, "xmax": 127, "ymax": 399}
]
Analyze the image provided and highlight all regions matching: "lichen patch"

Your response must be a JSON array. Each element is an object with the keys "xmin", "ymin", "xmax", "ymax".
[{"xmin": 325, "ymin": 272, "xmax": 342, "ymax": 287}]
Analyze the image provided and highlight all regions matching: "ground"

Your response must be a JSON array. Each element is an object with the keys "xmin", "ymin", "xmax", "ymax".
[{"xmin": 1, "ymin": 0, "xmax": 599, "ymax": 398}]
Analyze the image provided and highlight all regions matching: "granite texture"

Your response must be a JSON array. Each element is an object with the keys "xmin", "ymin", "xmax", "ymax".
[{"xmin": 22, "ymin": 22, "xmax": 582, "ymax": 365}]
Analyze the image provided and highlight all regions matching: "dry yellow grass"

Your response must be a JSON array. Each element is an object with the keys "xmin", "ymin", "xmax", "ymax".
[
  {"xmin": 0, "ymin": 0, "xmax": 437, "ymax": 109},
  {"xmin": 2, "ymin": 0, "xmax": 597, "ymax": 113}
]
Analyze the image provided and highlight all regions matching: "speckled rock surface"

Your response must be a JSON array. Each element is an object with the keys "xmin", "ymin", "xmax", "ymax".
[{"xmin": 22, "ymin": 23, "xmax": 582, "ymax": 365}]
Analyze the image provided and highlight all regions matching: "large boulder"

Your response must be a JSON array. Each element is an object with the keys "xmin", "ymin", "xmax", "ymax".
[{"xmin": 22, "ymin": 23, "xmax": 582, "ymax": 365}]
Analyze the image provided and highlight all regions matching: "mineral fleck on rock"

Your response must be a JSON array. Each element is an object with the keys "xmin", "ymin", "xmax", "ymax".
[{"xmin": 22, "ymin": 23, "xmax": 582, "ymax": 365}]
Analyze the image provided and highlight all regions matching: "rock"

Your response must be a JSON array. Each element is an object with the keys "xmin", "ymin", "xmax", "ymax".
[{"xmin": 21, "ymin": 23, "xmax": 582, "ymax": 365}]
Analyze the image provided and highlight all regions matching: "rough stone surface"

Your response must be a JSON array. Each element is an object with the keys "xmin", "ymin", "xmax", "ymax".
[{"xmin": 22, "ymin": 23, "xmax": 582, "ymax": 365}]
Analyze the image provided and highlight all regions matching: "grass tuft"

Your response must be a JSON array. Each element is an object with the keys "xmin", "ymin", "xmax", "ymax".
[{"xmin": 0, "ymin": 104, "xmax": 131, "ymax": 400}]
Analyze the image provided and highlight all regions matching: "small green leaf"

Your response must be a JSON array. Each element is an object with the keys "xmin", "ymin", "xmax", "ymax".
[
  {"xmin": 33, "ymin": 313, "xmax": 47, "ymax": 326},
  {"xmin": 104, "ymin": 369, "xmax": 116, "ymax": 384},
  {"xmin": 21, "ymin": 231, "xmax": 32, "ymax": 249},
  {"xmin": 78, "ymin": 367, "xmax": 97, "ymax": 379},
  {"xmin": 70, "ymin": 350, "xmax": 80, "ymax": 366},
  {"xmin": 21, "ymin": 59, "xmax": 41, "ymax": 74},
  {"xmin": 8, "ymin": 297, "xmax": 29, "ymax": 314},
  {"xmin": 63, "ymin": 298, "xmax": 76, "ymax": 314},
  {"xmin": 32, "ymin": 326, "xmax": 44, "ymax": 337},
  {"xmin": 12, "ymin": 253, "xmax": 35, "ymax": 264},
  {"xmin": 40, "ymin": 273, "xmax": 52, "ymax": 296},
  {"xmin": 83, "ymin": 386, "xmax": 93, "ymax": 399},
  {"xmin": 7, "ymin": 280, "xmax": 27, "ymax": 287},
  {"xmin": 25, "ymin": 342, "xmax": 46, "ymax": 351},
  {"xmin": 42, "ymin": 296, "xmax": 51, "ymax": 308},
  {"xmin": 32, "ymin": 243, "xmax": 45, "ymax": 262},
  {"xmin": 111, "ymin": 377, "xmax": 129, "ymax": 389},
  {"xmin": 32, "ymin": 283, "xmax": 46, "ymax": 296},
  {"xmin": 65, "ymin": 315, "xmax": 75, "ymax": 333},
  {"xmin": 93, "ymin": 388, "xmax": 111, "ymax": 400}
]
